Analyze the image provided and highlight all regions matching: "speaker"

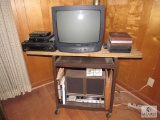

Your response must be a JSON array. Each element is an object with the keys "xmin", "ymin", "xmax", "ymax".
[
  {"xmin": 86, "ymin": 78, "xmax": 104, "ymax": 95},
  {"xmin": 65, "ymin": 69, "xmax": 105, "ymax": 96},
  {"xmin": 66, "ymin": 77, "xmax": 83, "ymax": 94}
]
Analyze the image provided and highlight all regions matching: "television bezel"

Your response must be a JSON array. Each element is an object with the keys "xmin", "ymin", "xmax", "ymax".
[{"xmin": 52, "ymin": 5, "xmax": 105, "ymax": 53}]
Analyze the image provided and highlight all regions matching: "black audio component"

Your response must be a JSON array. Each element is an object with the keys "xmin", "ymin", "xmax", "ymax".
[
  {"xmin": 29, "ymin": 31, "xmax": 51, "ymax": 37},
  {"xmin": 29, "ymin": 33, "xmax": 54, "ymax": 42},
  {"xmin": 22, "ymin": 37, "xmax": 56, "ymax": 52},
  {"xmin": 108, "ymin": 46, "xmax": 132, "ymax": 53}
]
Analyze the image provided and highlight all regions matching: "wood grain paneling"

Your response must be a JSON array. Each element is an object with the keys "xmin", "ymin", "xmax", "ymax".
[
  {"xmin": 11, "ymin": 0, "xmax": 54, "ymax": 87},
  {"xmin": 40, "ymin": 0, "xmax": 52, "ymax": 31},
  {"xmin": 114, "ymin": 0, "xmax": 160, "ymax": 109},
  {"xmin": 149, "ymin": 54, "xmax": 160, "ymax": 103},
  {"xmin": 10, "ymin": 0, "xmax": 160, "ymax": 109}
]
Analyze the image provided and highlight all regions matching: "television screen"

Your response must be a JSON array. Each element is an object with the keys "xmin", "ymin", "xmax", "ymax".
[
  {"xmin": 57, "ymin": 10, "xmax": 100, "ymax": 43},
  {"xmin": 52, "ymin": 6, "xmax": 105, "ymax": 53}
]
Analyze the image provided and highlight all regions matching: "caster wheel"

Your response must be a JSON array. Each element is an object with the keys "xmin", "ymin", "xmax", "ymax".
[
  {"xmin": 55, "ymin": 109, "xmax": 59, "ymax": 115},
  {"xmin": 106, "ymin": 113, "xmax": 111, "ymax": 118}
]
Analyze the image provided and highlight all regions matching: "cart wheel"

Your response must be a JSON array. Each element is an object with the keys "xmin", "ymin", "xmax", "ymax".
[
  {"xmin": 55, "ymin": 109, "xmax": 59, "ymax": 115},
  {"xmin": 106, "ymin": 113, "xmax": 111, "ymax": 118}
]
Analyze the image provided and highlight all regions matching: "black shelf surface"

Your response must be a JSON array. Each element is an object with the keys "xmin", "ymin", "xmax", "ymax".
[
  {"xmin": 56, "ymin": 56, "xmax": 114, "ymax": 69},
  {"xmin": 58, "ymin": 101, "xmax": 106, "ymax": 111}
]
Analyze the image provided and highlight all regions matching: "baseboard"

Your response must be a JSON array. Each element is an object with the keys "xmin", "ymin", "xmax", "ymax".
[{"xmin": 116, "ymin": 80, "xmax": 160, "ymax": 111}]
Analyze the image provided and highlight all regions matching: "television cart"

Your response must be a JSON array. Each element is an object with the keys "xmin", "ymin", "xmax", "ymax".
[{"xmin": 26, "ymin": 47, "xmax": 142, "ymax": 118}]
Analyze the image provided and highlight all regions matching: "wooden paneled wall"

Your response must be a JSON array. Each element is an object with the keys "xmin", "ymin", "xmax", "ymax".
[{"xmin": 10, "ymin": 0, "xmax": 160, "ymax": 109}]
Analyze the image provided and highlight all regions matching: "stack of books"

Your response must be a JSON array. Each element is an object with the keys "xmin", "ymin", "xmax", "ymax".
[{"xmin": 107, "ymin": 32, "xmax": 132, "ymax": 53}]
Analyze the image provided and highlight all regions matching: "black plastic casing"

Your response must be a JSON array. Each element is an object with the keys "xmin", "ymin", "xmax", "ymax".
[{"xmin": 52, "ymin": 5, "xmax": 105, "ymax": 53}]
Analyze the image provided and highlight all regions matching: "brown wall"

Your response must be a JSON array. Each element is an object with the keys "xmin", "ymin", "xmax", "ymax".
[{"xmin": 11, "ymin": 0, "xmax": 160, "ymax": 108}]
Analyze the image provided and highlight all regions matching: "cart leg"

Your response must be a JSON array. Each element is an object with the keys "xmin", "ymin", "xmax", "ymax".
[
  {"xmin": 106, "ymin": 112, "xmax": 112, "ymax": 118},
  {"xmin": 55, "ymin": 109, "xmax": 59, "ymax": 115}
]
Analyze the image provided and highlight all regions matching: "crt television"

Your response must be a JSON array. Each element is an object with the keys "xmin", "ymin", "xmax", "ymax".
[{"xmin": 52, "ymin": 5, "xmax": 105, "ymax": 53}]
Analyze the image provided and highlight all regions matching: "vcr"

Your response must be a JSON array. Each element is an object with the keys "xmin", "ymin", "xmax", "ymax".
[{"xmin": 22, "ymin": 40, "xmax": 56, "ymax": 52}]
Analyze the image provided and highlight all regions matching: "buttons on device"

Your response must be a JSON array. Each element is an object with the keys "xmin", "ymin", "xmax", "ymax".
[{"xmin": 69, "ymin": 48, "xmax": 94, "ymax": 53}]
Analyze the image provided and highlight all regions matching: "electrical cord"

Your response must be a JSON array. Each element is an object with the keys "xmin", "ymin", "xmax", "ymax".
[
  {"xmin": 115, "ymin": 84, "xmax": 148, "ymax": 93},
  {"xmin": 113, "ymin": 84, "xmax": 156, "ymax": 119},
  {"xmin": 114, "ymin": 96, "xmax": 147, "ymax": 106},
  {"xmin": 114, "ymin": 104, "xmax": 148, "ymax": 120},
  {"xmin": 115, "ymin": 107, "xmax": 148, "ymax": 120},
  {"xmin": 113, "ymin": 85, "xmax": 152, "ymax": 120},
  {"xmin": 114, "ymin": 85, "xmax": 149, "ymax": 107},
  {"xmin": 114, "ymin": 101, "xmax": 146, "ymax": 107},
  {"xmin": 113, "ymin": 103, "xmax": 128, "ymax": 107}
]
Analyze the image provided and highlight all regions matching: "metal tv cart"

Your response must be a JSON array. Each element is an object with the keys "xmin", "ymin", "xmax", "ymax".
[{"xmin": 27, "ymin": 47, "xmax": 142, "ymax": 118}]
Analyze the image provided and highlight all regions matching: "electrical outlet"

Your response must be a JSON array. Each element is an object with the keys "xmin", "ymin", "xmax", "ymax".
[{"xmin": 147, "ymin": 77, "xmax": 155, "ymax": 87}]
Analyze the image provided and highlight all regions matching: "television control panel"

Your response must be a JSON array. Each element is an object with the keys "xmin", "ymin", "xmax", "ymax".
[{"xmin": 58, "ymin": 47, "xmax": 100, "ymax": 53}]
